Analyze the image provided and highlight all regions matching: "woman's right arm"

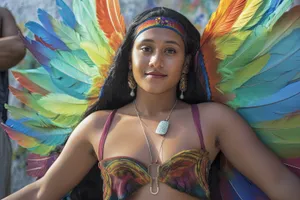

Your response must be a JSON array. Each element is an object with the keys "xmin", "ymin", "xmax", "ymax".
[{"xmin": 4, "ymin": 111, "xmax": 108, "ymax": 200}]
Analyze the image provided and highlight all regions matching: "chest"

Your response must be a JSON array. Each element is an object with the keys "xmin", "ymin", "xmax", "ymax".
[{"xmin": 99, "ymin": 113, "xmax": 208, "ymax": 165}]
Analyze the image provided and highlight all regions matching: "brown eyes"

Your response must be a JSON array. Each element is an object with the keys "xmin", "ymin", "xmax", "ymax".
[
  {"xmin": 141, "ymin": 46, "xmax": 152, "ymax": 52},
  {"xmin": 166, "ymin": 49, "xmax": 176, "ymax": 54},
  {"xmin": 140, "ymin": 46, "xmax": 177, "ymax": 55}
]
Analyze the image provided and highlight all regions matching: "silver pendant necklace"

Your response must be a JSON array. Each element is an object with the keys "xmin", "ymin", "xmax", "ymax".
[
  {"xmin": 155, "ymin": 100, "xmax": 177, "ymax": 135},
  {"xmin": 134, "ymin": 101, "xmax": 169, "ymax": 195},
  {"xmin": 136, "ymin": 100, "xmax": 178, "ymax": 135}
]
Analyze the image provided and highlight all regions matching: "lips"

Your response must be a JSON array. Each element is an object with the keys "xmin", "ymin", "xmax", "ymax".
[{"xmin": 145, "ymin": 71, "xmax": 167, "ymax": 78}]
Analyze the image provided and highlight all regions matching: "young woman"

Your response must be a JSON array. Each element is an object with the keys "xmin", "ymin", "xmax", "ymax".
[{"xmin": 4, "ymin": 5, "xmax": 300, "ymax": 200}]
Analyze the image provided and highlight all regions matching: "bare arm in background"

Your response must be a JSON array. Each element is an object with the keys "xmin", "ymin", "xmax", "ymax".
[{"xmin": 0, "ymin": 7, "xmax": 26, "ymax": 71}]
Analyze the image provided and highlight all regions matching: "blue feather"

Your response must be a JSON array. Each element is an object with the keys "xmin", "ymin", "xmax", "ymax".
[
  {"xmin": 238, "ymin": 81, "xmax": 300, "ymax": 123},
  {"xmin": 6, "ymin": 119, "xmax": 71, "ymax": 146},
  {"xmin": 252, "ymin": 0, "xmax": 282, "ymax": 29},
  {"xmin": 247, "ymin": 80, "xmax": 300, "ymax": 107},
  {"xmin": 233, "ymin": 28, "xmax": 300, "ymax": 104},
  {"xmin": 56, "ymin": 0, "xmax": 77, "ymax": 29},
  {"xmin": 227, "ymin": 169, "xmax": 268, "ymax": 200},
  {"xmin": 261, "ymin": 28, "xmax": 300, "ymax": 72},
  {"xmin": 49, "ymin": 67, "xmax": 91, "ymax": 100},
  {"xmin": 37, "ymin": 9, "xmax": 57, "ymax": 37},
  {"xmin": 198, "ymin": 51, "xmax": 211, "ymax": 100},
  {"xmin": 25, "ymin": 22, "xmax": 69, "ymax": 51},
  {"xmin": 72, "ymin": 49, "xmax": 95, "ymax": 67}
]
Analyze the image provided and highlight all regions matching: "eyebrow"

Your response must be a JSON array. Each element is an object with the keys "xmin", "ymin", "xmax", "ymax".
[{"xmin": 139, "ymin": 39, "xmax": 181, "ymax": 47}]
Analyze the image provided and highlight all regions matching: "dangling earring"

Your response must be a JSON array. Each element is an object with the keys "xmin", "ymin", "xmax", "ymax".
[
  {"xmin": 179, "ymin": 73, "xmax": 187, "ymax": 99},
  {"xmin": 128, "ymin": 70, "xmax": 136, "ymax": 97},
  {"xmin": 179, "ymin": 56, "xmax": 190, "ymax": 99}
]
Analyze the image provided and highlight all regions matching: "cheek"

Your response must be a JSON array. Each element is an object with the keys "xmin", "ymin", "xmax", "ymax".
[
  {"xmin": 131, "ymin": 51, "xmax": 149, "ymax": 73},
  {"xmin": 166, "ymin": 56, "xmax": 185, "ymax": 75}
]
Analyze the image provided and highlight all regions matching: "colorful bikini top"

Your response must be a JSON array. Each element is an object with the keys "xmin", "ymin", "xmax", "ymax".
[{"xmin": 98, "ymin": 104, "xmax": 211, "ymax": 200}]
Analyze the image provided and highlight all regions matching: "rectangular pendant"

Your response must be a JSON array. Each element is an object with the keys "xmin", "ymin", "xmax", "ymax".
[{"xmin": 155, "ymin": 120, "xmax": 169, "ymax": 135}]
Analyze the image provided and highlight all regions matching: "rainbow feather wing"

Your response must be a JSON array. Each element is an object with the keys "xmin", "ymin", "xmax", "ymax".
[
  {"xmin": 5, "ymin": 0, "xmax": 125, "ymax": 177},
  {"xmin": 202, "ymin": 1, "xmax": 300, "ymax": 199}
]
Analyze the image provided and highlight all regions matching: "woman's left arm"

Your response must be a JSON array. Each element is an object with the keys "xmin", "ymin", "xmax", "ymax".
[{"xmin": 211, "ymin": 103, "xmax": 300, "ymax": 200}]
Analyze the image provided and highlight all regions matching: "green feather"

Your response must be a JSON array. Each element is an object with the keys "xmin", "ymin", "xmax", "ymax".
[
  {"xmin": 57, "ymin": 51, "xmax": 99, "ymax": 77},
  {"xmin": 72, "ymin": 0, "xmax": 109, "ymax": 48},
  {"xmin": 50, "ymin": 17, "xmax": 82, "ymax": 50},
  {"xmin": 50, "ymin": 58, "xmax": 93, "ymax": 84},
  {"xmin": 13, "ymin": 67, "xmax": 62, "ymax": 94},
  {"xmin": 218, "ymin": 25, "xmax": 268, "ymax": 80},
  {"xmin": 28, "ymin": 144, "xmax": 56, "ymax": 156},
  {"xmin": 255, "ymin": 127, "xmax": 300, "ymax": 158},
  {"xmin": 5, "ymin": 104, "xmax": 80, "ymax": 128},
  {"xmin": 218, "ymin": 54, "xmax": 270, "ymax": 93},
  {"xmin": 38, "ymin": 93, "xmax": 88, "ymax": 116}
]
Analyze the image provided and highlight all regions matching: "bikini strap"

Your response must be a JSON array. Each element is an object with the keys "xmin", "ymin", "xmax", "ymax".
[
  {"xmin": 98, "ymin": 110, "xmax": 117, "ymax": 161},
  {"xmin": 191, "ymin": 104, "xmax": 206, "ymax": 150}
]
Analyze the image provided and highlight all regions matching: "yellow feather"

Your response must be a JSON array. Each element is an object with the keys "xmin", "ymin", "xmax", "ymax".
[
  {"xmin": 253, "ymin": 114, "xmax": 300, "ymax": 129},
  {"xmin": 80, "ymin": 42, "xmax": 112, "ymax": 66},
  {"xmin": 38, "ymin": 94, "xmax": 88, "ymax": 116},
  {"xmin": 231, "ymin": 0, "xmax": 263, "ymax": 32},
  {"xmin": 215, "ymin": 31, "xmax": 252, "ymax": 59}
]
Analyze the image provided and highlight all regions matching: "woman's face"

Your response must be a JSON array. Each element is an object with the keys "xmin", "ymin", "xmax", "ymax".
[{"xmin": 131, "ymin": 28, "xmax": 186, "ymax": 95}]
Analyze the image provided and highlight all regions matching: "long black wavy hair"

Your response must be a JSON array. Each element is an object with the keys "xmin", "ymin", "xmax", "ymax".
[{"xmin": 70, "ymin": 7, "xmax": 220, "ymax": 200}]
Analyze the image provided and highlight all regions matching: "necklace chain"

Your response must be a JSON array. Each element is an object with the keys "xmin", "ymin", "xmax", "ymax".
[
  {"xmin": 133, "ymin": 100, "xmax": 177, "ymax": 195},
  {"xmin": 133, "ymin": 100, "xmax": 177, "ymax": 163}
]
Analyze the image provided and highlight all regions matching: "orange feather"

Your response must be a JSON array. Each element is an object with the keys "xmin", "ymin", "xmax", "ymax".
[
  {"xmin": 12, "ymin": 71, "xmax": 49, "ymax": 96},
  {"xmin": 107, "ymin": 0, "xmax": 125, "ymax": 35},
  {"xmin": 9, "ymin": 86, "xmax": 30, "ymax": 105},
  {"xmin": 201, "ymin": 0, "xmax": 247, "ymax": 45},
  {"xmin": 201, "ymin": 41, "xmax": 222, "ymax": 101},
  {"xmin": 96, "ymin": 0, "xmax": 125, "ymax": 40}
]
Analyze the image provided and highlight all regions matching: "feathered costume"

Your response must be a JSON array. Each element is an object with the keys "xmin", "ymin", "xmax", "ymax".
[{"xmin": 2, "ymin": 0, "xmax": 299, "ymax": 199}]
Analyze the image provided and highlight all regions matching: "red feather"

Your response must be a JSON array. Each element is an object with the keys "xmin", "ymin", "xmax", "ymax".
[
  {"xmin": 34, "ymin": 35, "xmax": 56, "ymax": 50},
  {"xmin": 12, "ymin": 71, "xmax": 49, "ymax": 96}
]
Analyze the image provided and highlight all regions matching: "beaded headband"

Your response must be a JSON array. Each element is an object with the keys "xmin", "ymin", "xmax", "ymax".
[{"xmin": 135, "ymin": 17, "xmax": 185, "ymax": 39}]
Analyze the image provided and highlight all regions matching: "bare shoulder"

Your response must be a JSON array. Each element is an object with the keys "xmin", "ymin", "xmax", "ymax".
[
  {"xmin": 79, "ymin": 110, "xmax": 113, "ymax": 135},
  {"xmin": 70, "ymin": 110, "xmax": 112, "ymax": 141},
  {"xmin": 196, "ymin": 102, "xmax": 245, "ymax": 136},
  {"xmin": 197, "ymin": 102, "xmax": 239, "ymax": 121}
]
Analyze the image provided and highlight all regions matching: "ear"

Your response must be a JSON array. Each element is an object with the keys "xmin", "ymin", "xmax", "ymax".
[{"xmin": 182, "ymin": 55, "xmax": 192, "ymax": 74}]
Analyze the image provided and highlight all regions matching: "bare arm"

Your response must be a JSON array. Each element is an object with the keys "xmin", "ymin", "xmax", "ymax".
[
  {"xmin": 209, "ymin": 103, "xmax": 300, "ymax": 200},
  {"xmin": 3, "ymin": 111, "xmax": 108, "ymax": 200},
  {"xmin": 0, "ymin": 8, "xmax": 25, "ymax": 71}
]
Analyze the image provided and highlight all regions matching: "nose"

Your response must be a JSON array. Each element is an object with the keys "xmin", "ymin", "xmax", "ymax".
[{"xmin": 149, "ymin": 51, "xmax": 163, "ymax": 68}]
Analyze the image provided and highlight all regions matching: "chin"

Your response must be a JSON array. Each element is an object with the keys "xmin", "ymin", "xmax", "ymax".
[{"xmin": 140, "ymin": 85, "xmax": 176, "ymax": 96}]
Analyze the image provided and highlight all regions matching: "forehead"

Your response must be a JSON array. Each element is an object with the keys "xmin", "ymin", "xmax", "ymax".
[{"xmin": 134, "ymin": 28, "xmax": 184, "ymax": 46}]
